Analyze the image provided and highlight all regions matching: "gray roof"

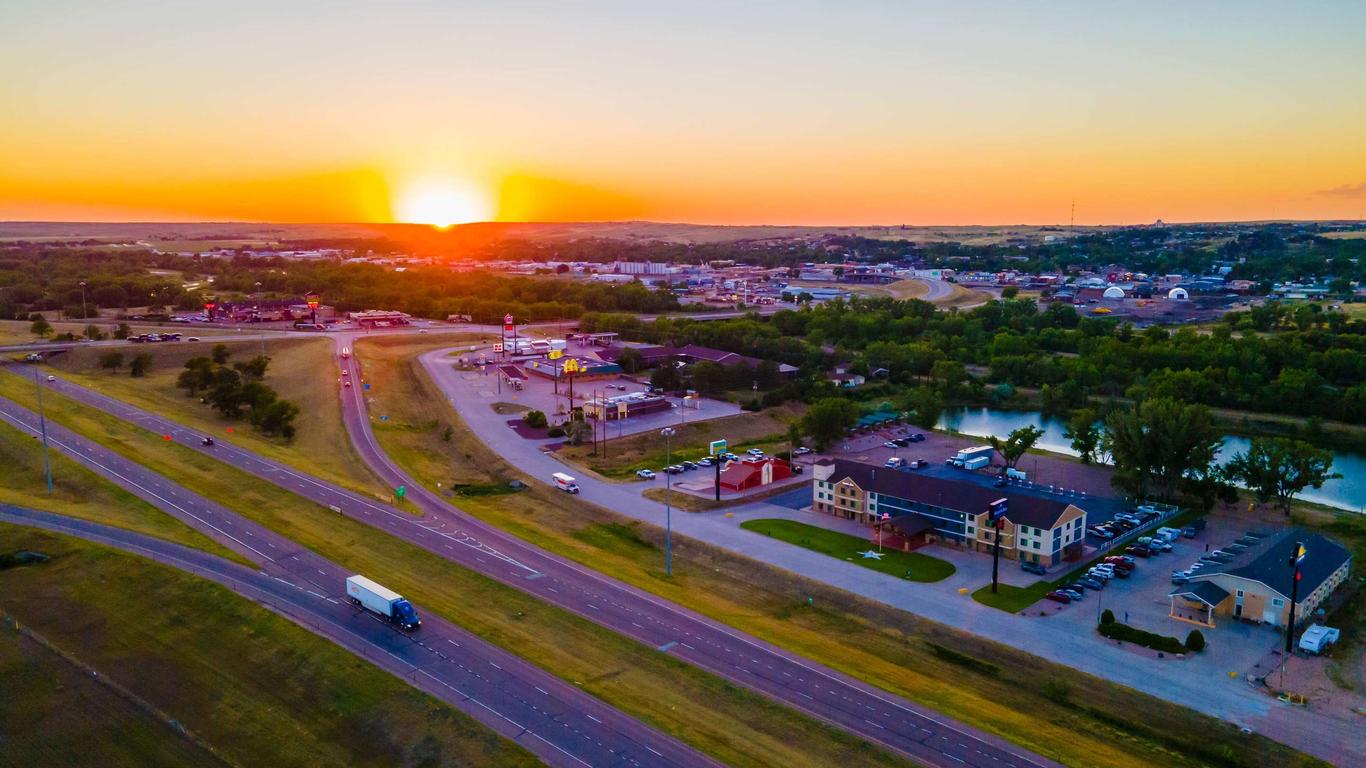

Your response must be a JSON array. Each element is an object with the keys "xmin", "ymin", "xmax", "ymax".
[
  {"xmin": 1189, "ymin": 528, "xmax": 1352, "ymax": 600},
  {"xmin": 822, "ymin": 459, "xmax": 1081, "ymax": 529},
  {"xmin": 1169, "ymin": 581, "xmax": 1230, "ymax": 606}
]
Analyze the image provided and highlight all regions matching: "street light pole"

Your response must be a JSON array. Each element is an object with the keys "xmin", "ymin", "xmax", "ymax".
[
  {"xmin": 78, "ymin": 281, "xmax": 88, "ymax": 326},
  {"xmin": 254, "ymin": 281, "xmax": 266, "ymax": 357},
  {"xmin": 661, "ymin": 427, "xmax": 675, "ymax": 577},
  {"xmin": 32, "ymin": 366, "xmax": 53, "ymax": 495}
]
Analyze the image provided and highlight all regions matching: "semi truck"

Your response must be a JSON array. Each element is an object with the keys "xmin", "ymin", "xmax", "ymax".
[
  {"xmin": 947, "ymin": 445, "xmax": 994, "ymax": 468},
  {"xmin": 552, "ymin": 472, "xmax": 580, "ymax": 494},
  {"xmin": 345, "ymin": 575, "xmax": 421, "ymax": 630}
]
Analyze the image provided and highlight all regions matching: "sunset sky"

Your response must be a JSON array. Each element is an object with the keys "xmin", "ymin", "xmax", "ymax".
[{"xmin": 3, "ymin": 1, "xmax": 1364, "ymax": 226}]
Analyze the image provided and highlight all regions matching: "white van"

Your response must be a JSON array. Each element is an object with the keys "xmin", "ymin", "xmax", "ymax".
[{"xmin": 552, "ymin": 472, "xmax": 580, "ymax": 494}]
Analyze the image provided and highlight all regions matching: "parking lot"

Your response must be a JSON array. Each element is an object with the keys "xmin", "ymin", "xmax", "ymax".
[{"xmin": 1027, "ymin": 514, "xmax": 1281, "ymax": 673}]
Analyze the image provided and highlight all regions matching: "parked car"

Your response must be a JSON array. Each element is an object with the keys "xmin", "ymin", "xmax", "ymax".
[
  {"xmin": 793, "ymin": 446, "xmax": 812, "ymax": 455},
  {"xmin": 1021, "ymin": 560, "xmax": 1047, "ymax": 575},
  {"xmin": 697, "ymin": 457, "xmax": 714, "ymax": 467},
  {"xmin": 892, "ymin": 437, "xmax": 910, "ymax": 447},
  {"xmin": 1065, "ymin": 582, "xmax": 1090, "ymax": 595},
  {"xmin": 1126, "ymin": 545, "xmax": 1152, "ymax": 558},
  {"xmin": 681, "ymin": 461, "xmax": 698, "ymax": 471},
  {"xmin": 1089, "ymin": 528, "xmax": 1115, "ymax": 540},
  {"xmin": 1181, "ymin": 526, "xmax": 1198, "ymax": 538},
  {"xmin": 746, "ymin": 448, "xmax": 765, "ymax": 457},
  {"xmin": 883, "ymin": 441, "xmax": 899, "ymax": 449},
  {"xmin": 1171, "ymin": 571, "xmax": 1190, "ymax": 584},
  {"xmin": 664, "ymin": 465, "xmax": 684, "ymax": 475},
  {"xmin": 1044, "ymin": 591, "xmax": 1072, "ymax": 604},
  {"xmin": 884, "ymin": 457, "xmax": 907, "ymax": 469},
  {"xmin": 906, "ymin": 459, "xmax": 929, "ymax": 469},
  {"xmin": 636, "ymin": 469, "xmax": 656, "ymax": 479},
  {"xmin": 1059, "ymin": 589, "xmax": 1085, "ymax": 601},
  {"xmin": 908, "ymin": 433, "xmax": 926, "ymax": 442},
  {"xmin": 1079, "ymin": 577, "xmax": 1105, "ymax": 590},
  {"xmin": 790, "ymin": 463, "xmax": 803, "ymax": 474}
]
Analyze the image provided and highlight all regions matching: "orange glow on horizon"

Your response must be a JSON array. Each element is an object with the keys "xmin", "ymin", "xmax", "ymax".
[{"xmin": 393, "ymin": 177, "xmax": 493, "ymax": 228}]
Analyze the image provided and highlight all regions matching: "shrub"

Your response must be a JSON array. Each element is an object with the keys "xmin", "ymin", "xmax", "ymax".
[
  {"xmin": 1185, "ymin": 629, "xmax": 1206, "ymax": 652},
  {"xmin": 546, "ymin": 426, "xmax": 565, "ymax": 438},
  {"xmin": 524, "ymin": 410, "xmax": 548, "ymax": 429},
  {"xmin": 1041, "ymin": 678, "xmax": 1071, "ymax": 704},
  {"xmin": 1100, "ymin": 608, "xmax": 1116, "ymax": 626},
  {"xmin": 1097, "ymin": 622, "xmax": 1187, "ymax": 655}
]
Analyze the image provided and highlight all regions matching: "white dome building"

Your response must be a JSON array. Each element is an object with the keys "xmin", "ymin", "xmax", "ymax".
[
  {"xmin": 1167, "ymin": 287, "xmax": 1190, "ymax": 301},
  {"xmin": 1102, "ymin": 286, "xmax": 1125, "ymax": 299}
]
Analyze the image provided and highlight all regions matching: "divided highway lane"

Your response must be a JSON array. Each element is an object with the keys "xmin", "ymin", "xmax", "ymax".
[
  {"xmin": 0, "ymin": 395, "xmax": 717, "ymax": 768},
  {"xmin": 27, "ymin": 362, "xmax": 1059, "ymax": 768}
]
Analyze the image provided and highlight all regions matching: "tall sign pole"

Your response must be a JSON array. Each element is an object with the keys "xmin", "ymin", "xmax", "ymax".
[
  {"xmin": 989, "ymin": 498, "xmax": 1008, "ymax": 594},
  {"xmin": 661, "ymin": 427, "xmax": 676, "ymax": 576},
  {"xmin": 1286, "ymin": 541, "xmax": 1305, "ymax": 655},
  {"xmin": 503, "ymin": 313, "xmax": 514, "ymax": 360},
  {"xmin": 32, "ymin": 366, "xmax": 53, "ymax": 495}
]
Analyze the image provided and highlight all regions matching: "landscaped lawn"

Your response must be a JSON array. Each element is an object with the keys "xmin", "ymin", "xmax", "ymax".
[
  {"xmin": 971, "ymin": 581, "xmax": 1053, "ymax": 613},
  {"xmin": 740, "ymin": 518, "xmax": 956, "ymax": 583}
]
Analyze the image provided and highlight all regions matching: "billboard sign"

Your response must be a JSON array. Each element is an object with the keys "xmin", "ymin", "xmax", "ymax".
[{"xmin": 709, "ymin": 439, "xmax": 727, "ymax": 456}]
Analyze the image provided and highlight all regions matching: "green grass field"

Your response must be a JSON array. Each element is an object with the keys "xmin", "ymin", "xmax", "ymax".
[
  {"xmin": 0, "ymin": 369, "xmax": 910, "ymax": 768},
  {"xmin": 44, "ymin": 337, "xmax": 386, "ymax": 496},
  {"xmin": 0, "ymin": 524, "xmax": 539, "ymax": 768},
  {"xmin": 354, "ymin": 336, "xmax": 1323, "ymax": 768},
  {"xmin": 740, "ymin": 519, "xmax": 956, "ymax": 582},
  {"xmin": 971, "ymin": 581, "xmax": 1054, "ymax": 612},
  {"xmin": 0, "ymin": 416, "xmax": 242, "ymax": 563}
]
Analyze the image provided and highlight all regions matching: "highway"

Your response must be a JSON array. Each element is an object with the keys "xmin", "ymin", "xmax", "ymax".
[
  {"xmin": 11, "ymin": 362, "xmax": 1059, "ymax": 768},
  {"xmin": 0, "ymin": 395, "xmax": 718, "ymax": 768}
]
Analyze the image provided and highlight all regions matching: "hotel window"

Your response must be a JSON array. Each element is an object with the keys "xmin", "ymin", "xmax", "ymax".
[{"xmin": 1272, "ymin": 598, "xmax": 1284, "ymax": 607}]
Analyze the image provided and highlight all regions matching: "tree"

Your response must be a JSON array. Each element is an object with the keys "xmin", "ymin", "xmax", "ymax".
[
  {"xmin": 83, "ymin": 324, "xmax": 106, "ymax": 341},
  {"xmin": 988, "ymin": 425, "xmax": 1044, "ymax": 475},
  {"xmin": 29, "ymin": 315, "xmax": 52, "ymax": 339},
  {"xmin": 903, "ymin": 387, "xmax": 943, "ymax": 429},
  {"xmin": 232, "ymin": 355, "xmax": 270, "ymax": 382},
  {"xmin": 1001, "ymin": 286, "xmax": 1020, "ymax": 300},
  {"xmin": 1063, "ymin": 408, "xmax": 1105, "ymax": 465},
  {"xmin": 1104, "ymin": 398, "xmax": 1221, "ymax": 502},
  {"xmin": 800, "ymin": 398, "xmax": 858, "ymax": 450},
  {"xmin": 211, "ymin": 344, "xmax": 231, "ymax": 365},
  {"xmin": 1223, "ymin": 437, "xmax": 1339, "ymax": 516},
  {"xmin": 1100, "ymin": 608, "xmax": 1115, "ymax": 626},
  {"xmin": 650, "ymin": 361, "xmax": 681, "ymax": 392},
  {"xmin": 113, "ymin": 323, "xmax": 132, "ymax": 340},
  {"xmin": 563, "ymin": 419, "xmax": 593, "ymax": 445},
  {"xmin": 1185, "ymin": 630, "xmax": 1206, "ymax": 653},
  {"xmin": 129, "ymin": 353, "xmax": 152, "ymax": 378},
  {"xmin": 252, "ymin": 399, "xmax": 299, "ymax": 438},
  {"xmin": 98, "ymin": 352, "xmax": 124, "ymax": 370},
  {"xmin": 617, "ymin": 347, "xmax": 644, "ymax": 374},
  {"xmin": 178, "ymin": 357, "xmax": 216, "ymax": 394},
  {"xmin": 524, "ymin": 410, "xmax": 548, "ymax": 429}
]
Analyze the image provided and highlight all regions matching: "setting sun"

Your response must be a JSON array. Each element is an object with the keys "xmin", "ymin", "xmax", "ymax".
[{"xmin": 393, "ymin": 177, "xmax": 492, "ymax": 228}]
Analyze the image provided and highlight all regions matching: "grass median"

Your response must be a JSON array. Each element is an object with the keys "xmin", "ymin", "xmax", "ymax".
[
  {"xmin": 0, "ymin": 416, "xmax": 243, "ymax": 563},
  {"xmin": 741, "ymin": 519, "xmax": 955, "ymax": 582},
  {"xmin": 0, "ymin": 524, "xmax": 538, "ymax": 768},
  {"xmin": 354, "ymin": 335, "xmax": 1324, "ymax": 768},
  {"xmin": 0, "ymin": 371, "xmax": 911, "ymax": 768},
  {"xmin": 42, "ymin": 338, "xmax": 387, "ymax": 496}
]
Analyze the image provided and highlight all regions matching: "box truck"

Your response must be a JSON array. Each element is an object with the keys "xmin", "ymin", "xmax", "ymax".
[
  {"xmin": 552, "ymin": 472, "xmax": 580, "ymax": 494},
  {"xmin": 345, "ymin": 575, "xmax": 421, "ymax": 630}
]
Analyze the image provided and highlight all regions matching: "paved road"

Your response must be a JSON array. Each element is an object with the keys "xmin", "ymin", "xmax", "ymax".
[
  {"xmin": 0, "ymin": 395, "xmax": 715, "ymax": 768},
  {"xmin": 416, "ymin": 349, "xmax": 1366, "ymax": 767},
  {"xmin": 17, "ymin": 362, "xmax": 1058, "ymax": 768}
]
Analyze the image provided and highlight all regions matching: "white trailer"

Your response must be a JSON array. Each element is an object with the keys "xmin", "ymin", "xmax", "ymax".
[
  {"xmin": 954, "ymin": 446, "xmax": 994, "ymax": 463},
  {"xmin": 1298, "ymin": 625, "xmax": 1340, "ymax": 654},
  {"xmin": 345, "ymin": 575, "xmax": 421, "ymax": 630},
  {"xmin": 963, "ymin": 455, "xmax": 991, "ymax": 471}
]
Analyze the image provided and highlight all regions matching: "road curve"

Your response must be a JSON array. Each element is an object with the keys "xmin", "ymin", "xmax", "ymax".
[
  {"xmin": 16, "ymin": 363, "xmax": 1058, "ymax": 768},
  {"xmin": 0, "ymin": 394, "xmax": 717, "ymax": 768}
]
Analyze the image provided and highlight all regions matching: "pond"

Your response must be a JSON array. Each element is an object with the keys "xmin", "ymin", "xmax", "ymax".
[{"xmin": 936, "ymin": 407, "xmax": 1366, "ymax": 513}]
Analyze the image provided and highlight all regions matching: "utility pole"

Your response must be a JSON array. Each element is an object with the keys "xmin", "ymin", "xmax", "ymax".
[
  {"xmin": 989, "ymin": 498, "xmax": 1008, "ymax": 594},
  {"xmin": 254, "ymin": 281, "xmax": 266, "ymax": 357},
  {"xmin": 32, "ymin": 366, "xmax": 53, "ymax": 495},
  {"xmin": 1286, "ymin": 541, "xmax": 1305, "ymax": 656},
  {"xmin": 661, "ymin": 427, "xmax": 676, "ymax": 577},
  {"xmin": 78, "ymin": 281, "xmax": 88, "ymax": 326}
]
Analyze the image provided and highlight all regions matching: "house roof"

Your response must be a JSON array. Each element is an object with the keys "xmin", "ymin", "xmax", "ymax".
[
  {"xmin": 1169, "ymin": 581, "xmax": 1230, "ymax": 607},
  {"xmin": 1190, "ymin": 529, "xmax": 1352, "ymax": 601},
  {"xmin": 823, "ymin": 459, "xmax": 1080, "ymax": 529}
]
